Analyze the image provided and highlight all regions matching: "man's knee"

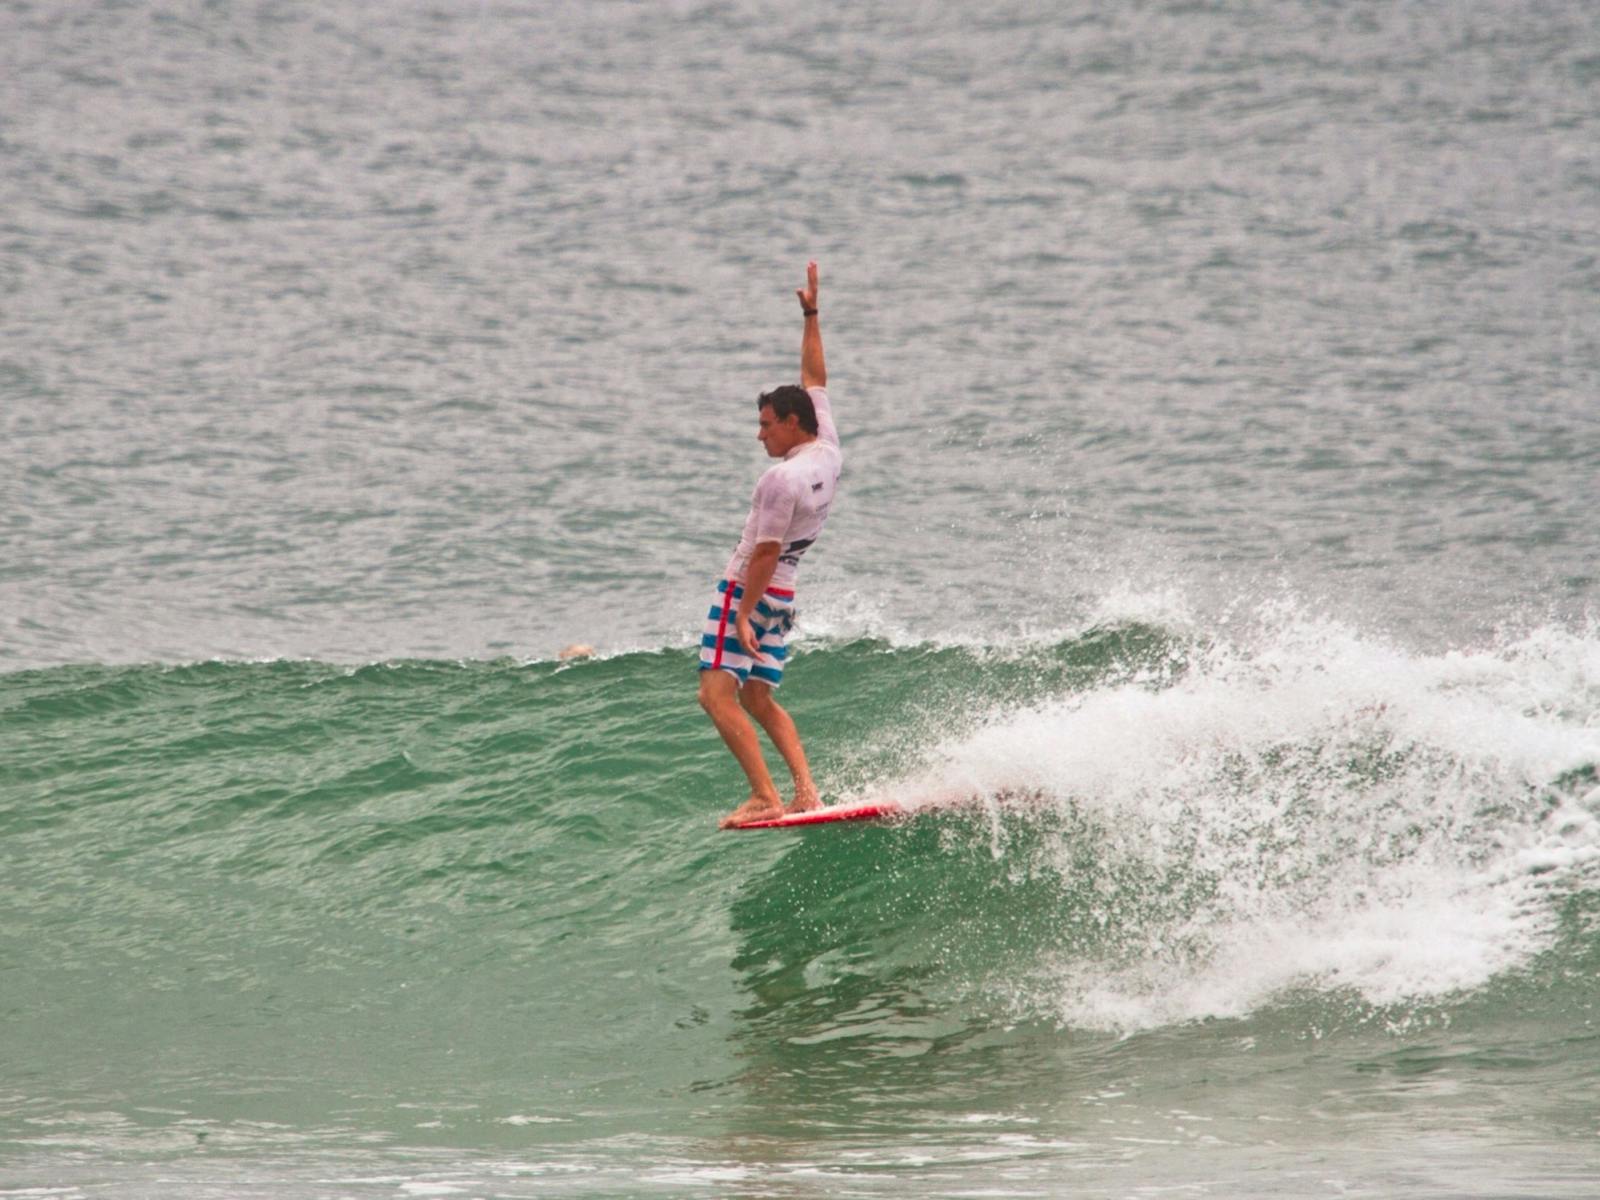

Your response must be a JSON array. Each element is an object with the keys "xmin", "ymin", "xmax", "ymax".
[
  {"xmin": 739, "ymin": 683, "xmax": 776, "ymax": 718},
  {"xmin": 698, "ymin": 670, "xmax": 737, "ymax": 714}
]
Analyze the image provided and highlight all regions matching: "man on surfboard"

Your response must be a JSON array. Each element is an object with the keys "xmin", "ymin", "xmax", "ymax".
[{"xmin": 699, "ymin": 261, "xmax": 840, "ymax": 829}]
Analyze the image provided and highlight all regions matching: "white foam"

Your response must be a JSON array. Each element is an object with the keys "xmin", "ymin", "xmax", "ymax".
[
  {"xmin": 1086, "ymin": 581, "xmax": 1200, "ymax": 637},
  {"xmin": 897, "ymin": 604, "xmax": 1600, "ymax": 1032}
]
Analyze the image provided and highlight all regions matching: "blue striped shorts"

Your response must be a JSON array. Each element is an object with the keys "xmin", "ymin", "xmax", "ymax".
[{"xmin": 698, "ymin": 579, "xmax": 796, "ymax": 687}]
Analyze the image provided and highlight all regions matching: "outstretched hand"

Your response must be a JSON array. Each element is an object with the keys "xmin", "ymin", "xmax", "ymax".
[{"xmin": 796, "ymin": 260, "xmax": 819, "ymax": 313}]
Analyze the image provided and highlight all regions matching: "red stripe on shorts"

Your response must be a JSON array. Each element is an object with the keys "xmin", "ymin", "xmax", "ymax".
[{"xmin": 711, "ymin": 580, "xmax": 735, "ymax": 670}]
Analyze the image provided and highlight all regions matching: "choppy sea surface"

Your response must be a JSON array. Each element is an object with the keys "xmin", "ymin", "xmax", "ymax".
[{"xmin": 4, "ymin": 1, "xmax": 1599, "ymax": 1196}]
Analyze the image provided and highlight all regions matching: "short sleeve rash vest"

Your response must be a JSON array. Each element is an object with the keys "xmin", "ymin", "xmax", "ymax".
[{"xmin": 723, "ymin": 386, "xmax": 841, "ymax": 591}]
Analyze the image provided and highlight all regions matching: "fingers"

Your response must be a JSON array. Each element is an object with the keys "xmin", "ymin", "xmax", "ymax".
[{"xmin": 797, "ymin": 260, "xmax": 819, "ymax": 309}]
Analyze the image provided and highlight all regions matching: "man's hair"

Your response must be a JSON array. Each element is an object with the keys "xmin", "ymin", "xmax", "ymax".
[{"xmin": 757, "ymin": 385, "xmax": 818, "ymax": 435}]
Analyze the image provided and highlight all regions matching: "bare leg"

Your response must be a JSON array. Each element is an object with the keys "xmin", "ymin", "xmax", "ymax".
[
  {"xmin": 739, "ymin": 680, "xmax": 821, "ymax": 812},
  {"xmin": 699, "ymin": 670, "xmax": 785, "ymax": 827}
]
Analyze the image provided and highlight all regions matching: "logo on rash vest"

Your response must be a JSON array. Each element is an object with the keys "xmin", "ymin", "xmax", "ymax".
[{"xmin": 779, "ymin": 536, "xmax": 815, "ymax": 566}]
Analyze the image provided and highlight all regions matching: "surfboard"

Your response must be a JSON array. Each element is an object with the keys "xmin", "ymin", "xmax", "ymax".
[{"xmin": 724, "ymin": 799, "xmax": 905, "ymax": 829}]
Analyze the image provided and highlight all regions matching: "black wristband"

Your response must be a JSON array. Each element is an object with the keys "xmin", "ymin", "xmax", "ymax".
[{"xmin": 802, "ymin": 307, "xmax": 818, "ymax": 317}]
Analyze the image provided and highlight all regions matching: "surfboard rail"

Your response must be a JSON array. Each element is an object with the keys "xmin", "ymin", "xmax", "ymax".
[{"xmin": 724, "ymin": 799, "xmax": 906, "ymax": 829}]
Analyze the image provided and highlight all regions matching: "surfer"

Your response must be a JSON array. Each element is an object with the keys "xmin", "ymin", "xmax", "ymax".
[{"xmin": 699, "ymin": 261, "xmax": 841, "ymax": 829}]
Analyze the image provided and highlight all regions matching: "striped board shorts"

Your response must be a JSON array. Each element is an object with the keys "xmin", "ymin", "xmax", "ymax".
[{"xmin": 698, "ymin": 579, "xmax": 796, "ymax": 687}]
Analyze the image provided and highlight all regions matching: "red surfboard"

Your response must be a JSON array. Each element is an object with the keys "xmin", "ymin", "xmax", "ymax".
[{"xmin": 724, "ymin": 799, "xmax": 906, "ymax": 829}]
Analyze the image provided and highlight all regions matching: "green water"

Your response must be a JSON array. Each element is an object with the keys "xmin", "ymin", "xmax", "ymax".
[{"xmin": 5, "ymin": 623, "xmax": 1599, "ymax": 1194}]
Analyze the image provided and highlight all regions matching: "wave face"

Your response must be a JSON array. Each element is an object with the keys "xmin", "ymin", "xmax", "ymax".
[{"xmin": 5, "ymin": 613, "xmax": 1599, "ymax": 1193}]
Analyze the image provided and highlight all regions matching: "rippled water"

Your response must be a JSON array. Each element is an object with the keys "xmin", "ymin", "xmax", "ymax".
[
  {"xmin": 6, "ymin": 0, "xmax": 1597, "ymax": 668},
  {"xmin": 4, "ymin": 0, "xmax": 1600, "ymax": 1196}
]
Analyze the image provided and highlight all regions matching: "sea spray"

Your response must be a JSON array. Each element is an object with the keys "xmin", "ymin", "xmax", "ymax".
[{"xmin": 876, "ymin": 606, "xmax": 1600, "ymax": 1032}]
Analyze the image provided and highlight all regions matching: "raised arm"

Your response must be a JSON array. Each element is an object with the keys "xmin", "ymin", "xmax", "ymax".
[{"xmin": 797, "ymin": 260, "xmax": 826, "ymax": 390}]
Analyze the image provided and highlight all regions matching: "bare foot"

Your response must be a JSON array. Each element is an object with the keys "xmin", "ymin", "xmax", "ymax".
[
  {"xmin": 786, "ymin": 785, "xmax": 823, "ymax": 814},
  {"xmin": 720, "ymin": 794, "xmax": 785, "ymax": 829}
]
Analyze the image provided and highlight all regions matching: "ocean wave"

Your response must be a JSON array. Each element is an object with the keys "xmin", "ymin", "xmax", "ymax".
[
  {"xmin": 3, "ymin": 605, "xmax": 1597, "ymax": 1048},
  {"xmin": 827, "ymin": 605, "xmax": 1600, "ymax": 1031}
]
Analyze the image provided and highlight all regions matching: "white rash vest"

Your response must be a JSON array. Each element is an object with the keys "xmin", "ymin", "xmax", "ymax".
[{"xmin": 723, "ymin": 386, "xmax": 842, "ymax": 591}]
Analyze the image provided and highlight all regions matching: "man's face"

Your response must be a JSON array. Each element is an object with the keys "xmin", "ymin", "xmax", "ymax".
[{"xmin": 757, "ymin": 406, "xmax": 805, "ymax": 458}]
